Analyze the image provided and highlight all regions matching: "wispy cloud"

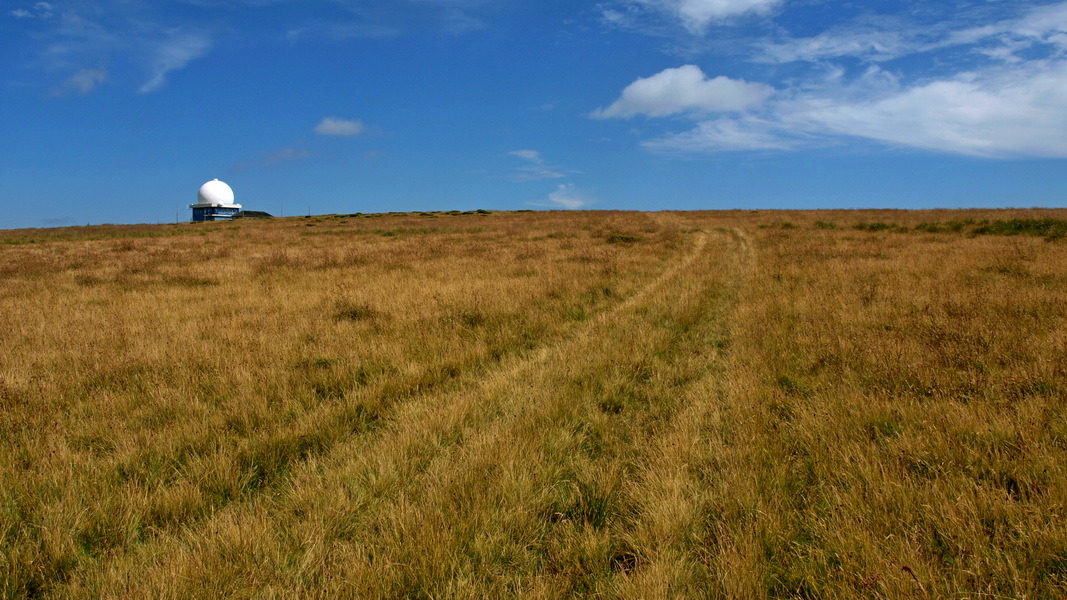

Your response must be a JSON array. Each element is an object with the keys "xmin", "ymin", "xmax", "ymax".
[
  {"xmin": 284, "ymin": 22, "xmax": 401, "ymax": 42},
  {"xmin": 234, "ymin": 115, "xmax": 370, "ymax": 172},
  {"xmin": 10, "ymin": 2, "xmax": 54, "ymax": 20},
  {"xmin": 753, "ymin": 1, "xmax": 1067, "ymax": 67},
  {"xmin": 441, "ymin": 8, "xmax": 485, "ymax": 34},
  {"xmin": 602, "ymin": 0, "xmax": 782, "ymax": 35},
  {"xmin": 11, "ymin": 3, "xmax": 215, "ymax": 95},
  {"xmin": 755, "ymin": 26, "xmax": 920, "ymax": 64},
  {"xmin": 11, "ymin": 0, "xmax": 510, "ymax": 96},
  {"xmin": 508, "ymin": 149, "xmax": 571, "ymax": 181},
  {"xmin": 56, "ymin": 67, "xmax": 108, "ymax": 95},
  {"xmin": 314, "ymin": 117, "xmax": 366, "ymax": 136},
  {"xmin": 281, "ymin": 0, "xmax": 497, "ymax": 40},
  {"xmin": 643, "ymin": 115, "xmax": 799, "ymax": 153},
  {"xmin": 233, "ymin": 147, "xmax": 314, "ymax": 172},
  {"xmin": 509, "ymin": 149, "xmax": 542, "ymax": 162},
  {"xmin": 264, "ymin": 147, "xmax": 313, "ymax": 166},
  {"xmin": 663, "ymin": 0, "xmax": 782, "ymax": 32},
  {"xmin": 139, "ymin": 31, "xmax": 211, "ymax": 93}
]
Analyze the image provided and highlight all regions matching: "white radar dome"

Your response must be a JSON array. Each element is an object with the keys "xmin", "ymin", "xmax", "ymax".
[{"xmin": 197, "ymin": 179, "xmax": 235, "ymax": 206}]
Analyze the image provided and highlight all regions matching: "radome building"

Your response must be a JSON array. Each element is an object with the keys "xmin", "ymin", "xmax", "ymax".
[{"xmin": 190, "ymin": 179, "xmax": 241, "ymax": 221}]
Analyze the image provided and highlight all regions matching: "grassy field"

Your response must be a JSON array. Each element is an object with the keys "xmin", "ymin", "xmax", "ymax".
[{"xmin": 1, "ymin": 208, "xmax": 1065, "ymax": 598}]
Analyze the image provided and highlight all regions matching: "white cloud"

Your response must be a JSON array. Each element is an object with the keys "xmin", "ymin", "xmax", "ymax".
[
  {"xmin": 800, "ymin": 62, "xmax": 1067, "ymax": 158},
  {"xmin": 314, "ymin": 117, "xmax": 366, "ymax": 136},
  {"xmin": 599, "ymin": 2, "xmax": 1067, "ymax": 159},
  {"xmin": 139, "ymin": 32, "xmax": 211, "ymax": 93},
  {"xmin": 593, "ymin": 64, "xmax": 773, "ymax": 118},
  {"xmin": 508, "ymin": 149, "xmax": 569, "ymax": 181},
  {"xmin": 642, "ymin": 60, "xmax": 1067, "ymax": 158},
  {"xmin": 11, "ymin": 9, "xmax": 32, "ymax": 18},
  {"xmin": 536, "ymin": 183, "xmax": 591, "ymax": 210}
]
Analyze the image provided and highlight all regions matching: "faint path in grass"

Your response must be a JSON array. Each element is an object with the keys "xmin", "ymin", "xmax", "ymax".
[
  {"xmin": 278, "ymin": 217, "xmax": 740, "ymax": 596},
  {"xmin": 63, "ymin": 214, "xmax": 711, "ymax": 595},
  {"xmin": 610, "ymin": 225, "xmax": 758, "ymax": 596}
]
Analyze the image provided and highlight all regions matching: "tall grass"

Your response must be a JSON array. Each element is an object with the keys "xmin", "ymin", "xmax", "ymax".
[{"xmin": 1, "ymin": 208, "xmax": 1065, "ymax": 598}]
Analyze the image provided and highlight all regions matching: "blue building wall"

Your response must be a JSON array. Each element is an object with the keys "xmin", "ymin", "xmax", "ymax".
[{"xmin": 192, "ymin": 206, "xmax": 241, "ymax": 222}]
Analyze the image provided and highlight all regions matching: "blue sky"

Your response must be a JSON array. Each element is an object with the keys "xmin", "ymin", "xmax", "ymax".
[{"xmin": 2, "ymin": 0, "xmax": 1066, "ymax": 228}]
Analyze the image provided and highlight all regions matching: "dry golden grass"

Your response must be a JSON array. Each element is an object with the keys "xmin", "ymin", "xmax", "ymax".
[{"xmin": 1, "ymin": 208, "xmax": 1065, "ymax": 598}]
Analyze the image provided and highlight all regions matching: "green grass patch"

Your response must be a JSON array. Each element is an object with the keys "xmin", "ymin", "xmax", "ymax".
[
  {"xmin": 605, "ymin": 233, "xmax": 642, "ymax": 244},
  {"xmin": 334, "ymin": 302, "xmax": 381, "ymax": 322},
  {"xmin": 853, "ymin": 222, "xmax": 906, "ymax": 232},
  {"xmin": 915, "ymin": 218, "xmax": 1067, "ymax": 240}
]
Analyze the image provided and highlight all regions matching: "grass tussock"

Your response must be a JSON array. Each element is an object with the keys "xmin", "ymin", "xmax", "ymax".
[{"xmin": 0, "ymin": 208, "xmax": 1065, "ymax": 598}]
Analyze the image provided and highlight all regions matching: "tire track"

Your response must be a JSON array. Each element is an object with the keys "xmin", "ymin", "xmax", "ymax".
[
  {"xmin": 71, "ymin": 215, "xmax": 710, "ymax": 596},
  {"xmin": 609, "ymin": 224, "xmax": 756, "ymax": 596},
  {"xmin": 278, "ymin": 217, "xmax": 724, "ymax": 595}
]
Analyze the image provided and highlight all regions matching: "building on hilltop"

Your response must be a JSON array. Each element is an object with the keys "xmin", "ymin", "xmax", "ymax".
[
  {"xmin": 233, "ymin": 210, "xmax": 273, "ymax": 219},
  {"xmin": 190, "ymin": 179, "xmax": 242, "ymax": 221}
]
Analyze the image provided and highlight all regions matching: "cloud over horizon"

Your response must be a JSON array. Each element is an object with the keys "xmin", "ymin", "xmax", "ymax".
[{"xmin": 534, "ymin": 183, "xmax": 591, "ymax": 210}]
